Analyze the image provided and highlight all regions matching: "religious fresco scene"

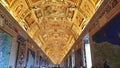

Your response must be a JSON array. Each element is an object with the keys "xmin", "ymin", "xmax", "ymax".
[
  {"xmin": 0, "ymin": 0, "xmax": 120, "ymax": 68},
  {"xmin": 92, "ymin": 14, "xmax": 120, "ymax": 68}
]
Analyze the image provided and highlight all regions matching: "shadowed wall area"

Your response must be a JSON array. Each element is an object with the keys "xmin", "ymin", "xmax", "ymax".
[{"xmin": 92, "ymin": 14, "xmax": 120, "ymax": 68}]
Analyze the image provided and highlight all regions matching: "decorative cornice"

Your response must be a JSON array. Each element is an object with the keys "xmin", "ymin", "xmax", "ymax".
[{"xmin": 0, "ymin": 5, "xmax": 17, "ymax": 32}]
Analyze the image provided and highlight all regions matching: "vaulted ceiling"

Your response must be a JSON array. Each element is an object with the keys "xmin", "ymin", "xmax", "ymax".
[{"xmin": 1, "ymin": 0, "xmax": 102, "ymax": 64}]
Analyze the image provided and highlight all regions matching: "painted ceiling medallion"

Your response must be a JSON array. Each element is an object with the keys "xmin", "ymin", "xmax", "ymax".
[{"xmin": 1, "ymin": 0, "xmax": 102, "ymax": 64}]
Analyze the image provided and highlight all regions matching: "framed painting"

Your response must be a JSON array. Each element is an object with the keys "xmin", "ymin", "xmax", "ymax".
[
  {"xmin": 26, "ymin": 48, "xmax": 35, "ymax": 68},
  {"xmin": 92, "ymin": 14, "xmax": 120, "ymax": 68},
  {"xmin": 0, "ymin": 29, "xmax": 12, "ymax": 68}
]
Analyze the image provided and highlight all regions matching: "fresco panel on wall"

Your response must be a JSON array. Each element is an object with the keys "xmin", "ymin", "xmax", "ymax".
[{"xmin": 0, "ymin": 29, "xmax": 12, "ymax": 68}]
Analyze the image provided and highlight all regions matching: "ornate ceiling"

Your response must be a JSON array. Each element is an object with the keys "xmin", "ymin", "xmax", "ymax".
[{"xmin": 1, "ymin": 0, "xmax": 102, "ymax": 64}]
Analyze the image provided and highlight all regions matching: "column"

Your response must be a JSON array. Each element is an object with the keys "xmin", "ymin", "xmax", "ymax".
[
  {"xmin": 9, "ymin": 37, "xmax": 18, "ymax": 68},
  {"xmin": 15, "ymin": 35, "xmax": 26, "ymax": 68}
]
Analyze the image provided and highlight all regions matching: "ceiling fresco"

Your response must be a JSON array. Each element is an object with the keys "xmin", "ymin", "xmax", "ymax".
[{"xmin": 1, "ymin": 0, "xmax": 102, "ymax": 64}]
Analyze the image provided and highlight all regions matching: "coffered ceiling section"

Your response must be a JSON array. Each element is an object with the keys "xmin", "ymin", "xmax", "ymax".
[{"xmin": 1, "ymin": 0, "xmax": 102, "ymax": 64}]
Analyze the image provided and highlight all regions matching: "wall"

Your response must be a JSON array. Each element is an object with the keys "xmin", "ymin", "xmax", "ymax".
[
  {"xmin": 0, "ymin": 3, "xmax": 47, "ymax": 68},
  {"xmin": 92, "ymin": 14, "xmax": 120, "ymax": 68},
  {"xmin": 0, "ymin": 11, "xmax": 18, "ymax": 68},
  {"xmin": 75, "ymin": 49, "xmax": 82, "ymax": 68}
]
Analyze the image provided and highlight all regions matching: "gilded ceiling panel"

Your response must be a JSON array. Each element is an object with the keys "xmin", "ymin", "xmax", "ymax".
[
  {"xmin": 10, "ymin": 0, "xmax": 28, "ymax": 18},
  {"xmin": 5, "ymin": 0, "xmax": 12, "ymax": 5},
  {"xmin": 80, "ymin": 0, "xmax": 95, "ymax": 18}
]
